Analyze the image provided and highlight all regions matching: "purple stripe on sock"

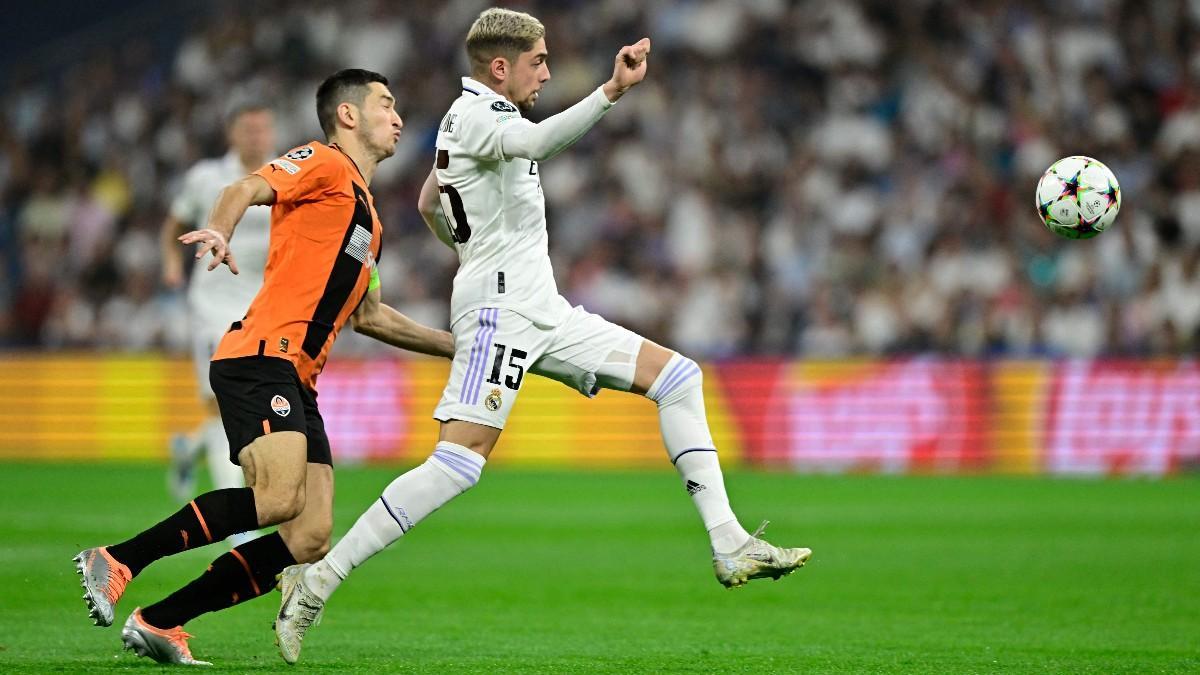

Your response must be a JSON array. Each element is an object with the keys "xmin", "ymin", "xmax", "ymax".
[
  {"xmin": 466, "ymin": 309, "xmax": 499, "ymax": 404},
  {"xmin": 656, "ymin": 358, "xmax": 692, "ymax": 394},
  {"xmin": 436, "ymin": 444, "xmax": 482, "ymax": 466},
  {"xmin": 434, "ymin": 448, "xmax": 483, "ymax": 473},
  {"xmin": 459, "ymin": 309, "xmax": 495, "ymax": 403},
  {"xmin": 653, "ymin": 358, "xmax": 694, "ymax": 400},
  {"xmin": 433, "ymin": 455, "xmax": 482, "ymax": 484},
  {"xmin": 657, "ymin": 362, "xmax": 701, "ymax": 400},
  {"xmin": 432, "ymin": 451, "xmax": 479, "ymax": 485}
]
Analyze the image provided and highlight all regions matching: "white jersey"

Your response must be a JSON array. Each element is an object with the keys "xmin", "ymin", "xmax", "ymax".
[
  {"xmin": 434, "ymin": 77, "xmax": 572, "ymax": 326},
  {"xmin": 171, "ymin": 151, "xmax": 271, "ymax": 326}
]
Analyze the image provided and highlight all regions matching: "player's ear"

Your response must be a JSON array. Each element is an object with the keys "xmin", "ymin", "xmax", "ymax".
[
  {"xmin": 489, "ymin": 56, "xmax": 508, "ymax": 83},
  {"xmin": 336, "ymin": 101, "xmax": 358, "ymax": 130}
]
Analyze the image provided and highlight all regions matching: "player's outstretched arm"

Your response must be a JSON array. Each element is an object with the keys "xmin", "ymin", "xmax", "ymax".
[
  {"xmin": 179, "ymin": 174, "xmax": 275, "ymax": 273},
  {"xmin": 418, "ymin": 169, "xmax": 455, "ymax": 248},
  {"xmin": 499, "ymin": 38, "xmax": 651, "ymax": 163},
  {"xmin": 351, "ymin": 286, "xmax": 454, "ymax": 358}
]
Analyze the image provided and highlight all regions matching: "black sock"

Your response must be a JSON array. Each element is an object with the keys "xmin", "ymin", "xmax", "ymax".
[
  {"xmin": 108, "ymin": 487, "xmax": 257, "ymax": 577},
  {"xmin": 141, "ymin": 532, "xmax": 297, "ymax": 629}
]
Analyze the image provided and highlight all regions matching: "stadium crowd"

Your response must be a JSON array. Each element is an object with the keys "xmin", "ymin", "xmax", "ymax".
[{"xmin": 2, "ymin": 0, "xmax": 1199, "ymax": 358}]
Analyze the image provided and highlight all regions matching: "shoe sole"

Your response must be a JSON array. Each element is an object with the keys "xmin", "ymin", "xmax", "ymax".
[
  {"xmin": 122, "ymin": 627, "xmax": 153, "ymax": 659},
  {"xmin": 74, "ymin": 552, "xmax": 113, "ymax": 627},
  {"xmin": 122, "ymin": 624, "xmax": 213, "ymax": 666},
  {"xmin": 719, "ymin": 550, "xmax": 813, "ymax": 589}
]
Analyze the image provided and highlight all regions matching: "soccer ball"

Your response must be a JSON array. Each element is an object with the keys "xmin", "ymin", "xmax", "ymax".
[{"xmin": 1035, "ymin": 156, "xmax": 1121, "ymax": 239}]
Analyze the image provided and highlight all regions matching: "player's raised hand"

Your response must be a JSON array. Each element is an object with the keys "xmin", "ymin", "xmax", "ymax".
[
  {"xmin": 603, "ymin": 38, "xmax": 651, "ymax": 101},
  {"xmin": 179, "ymin": 229, "xmax": 239, "ymax": 274}
]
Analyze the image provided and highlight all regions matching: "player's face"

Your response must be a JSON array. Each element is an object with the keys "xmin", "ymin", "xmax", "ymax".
[
  {"xmin": 357, "ymin": 82, "xmax": 403, "ymax": 161},
  {"xmin": 509, "ymin": 38, "xmax": 550, "ymax": 112},
  {"xmin": 228, "ymin": 110, "xmax": 275, "ymax": 164}
]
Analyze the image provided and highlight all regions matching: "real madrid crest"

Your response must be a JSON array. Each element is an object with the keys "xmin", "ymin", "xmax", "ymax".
[{"xmin": 484, "ymin": 388, "xmax": 503, "ymax": 411}]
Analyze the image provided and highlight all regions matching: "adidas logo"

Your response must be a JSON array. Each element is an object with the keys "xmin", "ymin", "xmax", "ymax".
[{"xmin": 686, "ymin": 480, "xmax": 706, "ymax": 496}]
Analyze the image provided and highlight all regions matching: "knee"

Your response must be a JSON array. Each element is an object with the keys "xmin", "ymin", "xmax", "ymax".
[
  {"xmin": 649, "ymin": 355, "xmax": 703, "ymax": 404},
  {"xmin": 429, "ymin": 442, "xmax": 486, "ymax": 492},
  {"xmin": 253, "ymin": 483, "xmax": 307, "ymax": 525},
  {"xmin": 288, "ymin": 525, "xmax": 332, "ymax": 563}
]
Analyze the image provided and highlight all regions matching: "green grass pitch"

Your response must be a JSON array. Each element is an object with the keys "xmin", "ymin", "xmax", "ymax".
[{"xmin": 1, "ymin": 462, "xmax": 1197, "ymax": 673}]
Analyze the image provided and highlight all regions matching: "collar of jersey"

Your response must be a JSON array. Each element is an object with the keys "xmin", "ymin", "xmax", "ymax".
[
  {"xmin": 327, "ymin": 142, "xmax": 366, "ymax": 183},
  {"xmin": 461, "ymin": 76, "xmax": 498, "ymax": 98}
]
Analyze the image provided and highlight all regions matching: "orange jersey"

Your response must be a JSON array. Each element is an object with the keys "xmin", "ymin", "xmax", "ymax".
[{"xmin": 212, "ymin": 142, "xmax": 382, "ymax": 391}]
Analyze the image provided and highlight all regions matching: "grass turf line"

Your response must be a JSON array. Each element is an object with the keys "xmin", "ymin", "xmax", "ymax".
[{"xmin": 0, "ymin": 463, "xmax": 1197, "ymax": 673}]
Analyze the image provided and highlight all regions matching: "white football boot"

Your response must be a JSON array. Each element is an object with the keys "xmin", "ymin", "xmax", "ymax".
[
  {"xmin": 713, "ymin": 521, "xmax": 812, "ymax": 588},
  {"xmin": 274, "ymin": 564, "xmax": 324, "ymax": 664}
]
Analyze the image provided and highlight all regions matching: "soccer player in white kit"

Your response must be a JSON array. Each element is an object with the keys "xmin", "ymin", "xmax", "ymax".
[
  {"xmin": 274, "ymin": 9, "xmax": 811, "ymax": 661},
  {"xmin": 160, "ymin": 104, "xmax": 274, "ymax": 546}
]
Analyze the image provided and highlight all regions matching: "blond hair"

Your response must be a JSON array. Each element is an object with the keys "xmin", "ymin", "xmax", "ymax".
[{"xmin": 466, "ymin": 8, "xmax": 545, "ymax": 79}]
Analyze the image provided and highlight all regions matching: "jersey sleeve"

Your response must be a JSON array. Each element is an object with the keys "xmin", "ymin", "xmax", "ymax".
[
  {"xmin": 168, "ymin": 166, "xmax": 203, "ymax": 225},
  {"xmin": 455, "ymin": 98, "xmax": 531, "ymax": 161},
  {"xmin": 497, "ymin": 87, "xmax": 614, "ymax": 162},
  {"xmin": 254, "ymin": 145, "xmax": 339, "ymax": 205}
]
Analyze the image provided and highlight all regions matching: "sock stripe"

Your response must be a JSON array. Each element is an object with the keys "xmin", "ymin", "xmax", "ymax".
[
  {"xmin": 189, "ymin": 500, "xmax": 213, "ymax": 543},
  {"xmin": 652, "ymin": 357, "xmax": 695, "ymax": 401},
  {"xmin": 652, "ymin": 358, "xmax": 690, "ymax": 397},
  {"xmin": 378, "ymin": 495, "xmax": 409, "ymax": 533},
  {"xmin": 228, "ymin": 548, "xmax": 261, "ymax": 596},
  {"xmin": 657, "ymin": 362, "xmax": 701, "ymax": 401},
  {"xmin": 432, "ymin": 449, "xmax": 474, "ymax": 471},
  {"xmin": 434, "ymin": 446, "xmax": 484, "ymax": 470},
  {"xmin": 672, "ymin": 447, "xmax": 717, "ymax": 465},
  {"xmin": 432, "ymin": 451, "xmax": 480, "ymax": 485}
]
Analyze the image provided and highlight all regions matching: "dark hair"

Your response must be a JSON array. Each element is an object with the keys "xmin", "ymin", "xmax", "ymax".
[{"xmin": 316, "ymin": 69, "xmax": 389, "ymax": 138}]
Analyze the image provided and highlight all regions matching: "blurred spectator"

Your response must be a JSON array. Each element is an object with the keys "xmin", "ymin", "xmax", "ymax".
[{"xmin": 2, "ymin": 0, "xmax": 1198, "ymax": 359}]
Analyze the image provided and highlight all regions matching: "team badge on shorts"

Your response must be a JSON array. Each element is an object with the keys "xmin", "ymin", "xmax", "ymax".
[
  {"xmin": 484, "ymin": 388, "xmax": 503, "ymax": 412},
  {"xmin": 270, "ymin": 395, "xmax": 292, "ymax": 417}
]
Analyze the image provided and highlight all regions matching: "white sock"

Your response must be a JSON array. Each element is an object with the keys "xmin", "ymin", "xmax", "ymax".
[
  {"xmin": 648, "ymin": 353, "xmax": 750, "ymax": 554},
  {"xmin": 306, "ymin": 442, "xmax": 485, "ymax": 601},
  {"xmin": 674, "ymin": 451, "xmax": 748, "ymax": 553}
]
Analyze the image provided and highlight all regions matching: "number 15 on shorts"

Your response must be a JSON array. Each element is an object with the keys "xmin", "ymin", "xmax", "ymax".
[{"xmin": 487, "ymin": 343, "xmax": 526, "ymax": 390}]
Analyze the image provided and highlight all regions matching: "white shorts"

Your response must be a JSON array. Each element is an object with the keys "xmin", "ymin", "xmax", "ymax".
[
  {"xmin": 189, "ymin": 312, "xmax": 234, "ymax": 401},
  {"xmin": 433, "ymin": 305, "xmax": 644, "ymax": 429}
]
